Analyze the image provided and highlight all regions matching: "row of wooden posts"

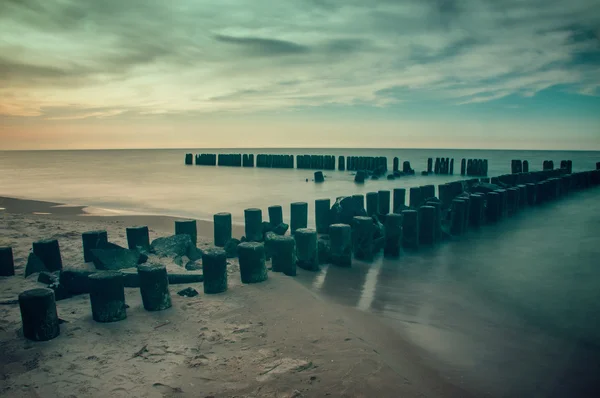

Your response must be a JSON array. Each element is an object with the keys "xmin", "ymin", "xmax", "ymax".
[{"xmin": 512, "ymin": 159, "xmax": 573, "ymax": 174}]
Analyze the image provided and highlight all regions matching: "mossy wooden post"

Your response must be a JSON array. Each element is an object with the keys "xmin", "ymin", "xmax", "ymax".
[
  {"xmin": 238, "ymin": 242, "xmax": 268, "ymax": 283},
  {"xmin": 290, "ymin": 202, "xmax": 308, "ymax": 234},
  {"xmin": 268, "ymin": 205, "xmax": 283, "ymax": 227},
  {"xmin": 270, "ymin": 235, "xmax": 296, "ymax": 275},
  {"xmin": 203, "ymin": 248, "xmax": 227, "ymax": 294},
  {"xmin": 486, "ymin": 192, "xmax": 500, "ymax": 222},
  {"xmin": 329, "ymin": 224, "xmax": 352, "ymax": 267},
  {"xmin": 366, "ymin": 192, "xmax": 379, "ymax": 216},
  {"xmin": 295, "ymin": 228, "xmax": 319, "ymax": 271},
  {"xmin": 393, "ymin": 188, "xmax": 406, "ymax": 213},
  {"xmin": 352, "ymin": 194, "xmax": 365, "ymax": 211},
  {"xmin": 450, "ymin": 199, "xmax": 466, "ymax": 235},
  {"xmin": 315, "ymin": 199, "xmax": 331, "ymax": 234},
  {"xmin": 377, "ymin": 190, "xmax": 391, "ymax": 215},
  {"xmin": 82, "ymin": 230, "xmax": 108, "ymax": 263},
  {"xmin": 175, "ymin": 220, "xmax": 197, "ymax": 246},
  {"xmin": 213, "ymin": 212, "xmax": 232, "ymax": 247},
  {"xmin": 137, "ymin": 264, "xmax": 171, "ymax": 311},
  {"xmin": 0, "ymin": 247, "xmax": 15, "ymax": 276},
  {"xmin": 401, "ymin": 210, "xmax": 419, "ymax": 250},
  {"xmin": 352, "ymin": 216, "xmax": 374, "ymax": 260},
  {"xmin": 32, "ymin": 239, "xmax": 63, "ymax": 272},
  {"xmin": 384, "ymin": 213, "xmax": 402, "ymax": 257},
  {"xmin": 18, "ymin": 288, "xmax": 60, "ymax": 341},
  {"xmin": 469, "ymin": 194, "xmax": 485, "ymax": 227},
  {"xmin": 425, "ymin": 201, "xmax": 442, "ymax": 242},
  {"xmin": 89, "ymin": 272, "xmax": 127, "ymax": 322},
  {"xmin": 409, "ymin": 187, "xmax": 422, "ymax": 208},
  {"xmin": 126, "ymin": 226, "xmax": 150, "ymax": 251},
  {"xmin": 244, "ymin": 208, "xmax": 263, "ymax": 241},
  {"xmin": 418, "ymin": 206, "xmax": 436, "ymax": 245}
]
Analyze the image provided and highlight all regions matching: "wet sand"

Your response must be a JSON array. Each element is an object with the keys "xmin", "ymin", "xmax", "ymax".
[{"xmin": 0, "ymin": 196, "xmax": 469, "ymax": 397}]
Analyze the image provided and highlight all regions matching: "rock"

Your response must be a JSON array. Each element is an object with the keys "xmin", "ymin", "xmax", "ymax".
[
  {"xmin": 387, "ymin": 174, "xmax": 395, "ymax": 180},
  {"xmin": 91, "ymin": 248, "xmax": 144, "ymax": 270},
  {"xmin": 48, "ymin": 282, "xmax": 72, "ymax": 301},
  {"xmin": 318, "ymin": 237, "xmax": 331, "ymax": 264},
  {"xmin": 314, "ymin": 171, "xmax": 324, "ymax": 183},
  {"xmin": 272, "ymin": 223, "xmax": 289, "ymax": 236},
  {"xmin": 371, "ymin": 175, "xmax": 379, "ymax": 180},
  {"xmin": 394, "ymin": 171, "xmax": 404, "ymax": 177},
  {"xmin": 37, "ymin": 271, "xmax": 59, "ymax": 285},
  {"xmin": 151, "ymin": 235, "xmax": 202, "ymax": 261},
  {"xmin": 330, "ymin": 196, "xmax": 367, "ymax": 226},
  {"xmin": 174, "ymin": 256, "xmax": 184, "ymax": 267},
  {"xmin": 354, "ymin": 171, "xmax": 366, "ymax": 183},
  {"xmin": 177, "ymin": 287, "xmax": 199, "ymax": 297},
  {"xmin": 421, "ymin": 171, "xmax": 429, "ymax": 175},
  {"xmin": 185, "ymin": 261, "xmax": 202, "ymax": 271},
  {"xmin": 224, "ymin": 238, "xmax": 241, "ymax": 258},
  {"xmin": 25, "ymin": 253, "xmax": 48, "ymax": 277}
]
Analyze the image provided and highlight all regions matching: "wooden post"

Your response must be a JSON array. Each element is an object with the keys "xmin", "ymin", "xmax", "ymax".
[
  {"xmin": 506, "ymin": 188, "xmax": 519, "ymax": 215},
  {"xmin": 89, "ymin": 271, "xmax": 127, "ymax": 322},
  {"xmin": 450, "ymin": 199, "xmax": 466, "ymax": 235},
  {"xmin": 138, "ymin": 264, "xmax": 172, "ymax": 311},
  {"xmin": 495, "ymin": 189, "xmax": 507, "ymax": 218},
  {"xmin": 468, "ymin": 194, "xmax": 485, "ymax": 227},
  {"xmin": 32, "ymin": 239, "xmax": 63, "ymax": 272},
  {"xmin": 486, "ymin": 192, "xmax": 500, "ymax": 222},
  {"xmin": 401, "ymin": 210, "xmax": 419, "ymax": 250},
  {"xmin": 329, "ymin": 224, "xmax": 352, "ymax": 267},
  {"xmin": 238, "ymin": 242, "xmax": 268, "ymax": 283},
  {"xmin": 425, "ymin": 201, "xmax": 442, "ymax": 242},
  {"xmin": 461, "ymin": 159, "xmax": 466, "ymax": 175},
  {"xmin": 352, "ymin": 216, "xmax": 374, "ymax": 260},
  {"xmin": 270, "ymin": 235, "xmax": 296, "ymax": 275},
  {"xmin": 175, "ymin": 220, "xmax": 197, "ymax": 246},
  {"xmin": 449, "ymin": 158, "xmax": 454, "ymax": 175},
  {"xmin": 352, "ymin": 194, "xmax": 365, "ymax": 211},
  {"xmin": 203, "ymin": 248, "xmax": 228, "ymax": 294},
  {"xmin": 18, "ymin": 288, "xmax": 60, "ymax": 341},
  {"xmin": 295, "ymin": 228, "xmax": 319, "ymax": 271},
  {"xmin": 315, "ymin": 199, "xmax": 331, "ymax": 234},
  {"xmin": 393, "ymin": 157, "xmax": 399, "ymax": 172},
  {"xmin": 419, "ymin": 206, "xmax": 436, "ymax": 245},
  {"xmin": 268, "ymin": 205, "xmax": 283, "ymax": 227},
  {"xmin": 366, "ymin": 192, "xmax": 379, "ymax": 216},
  {"xmin": 409, "ymin": 187, "xmax": 422, "ymax": 208},
  {"xmin": 214, "ymin": 212, "xmax": 232, "ymax": 247},
  {"xmin": 82, "ymin": 230, "xmax": 108, "ymax": 263},
  {"xmin": 244, "ymin": 208, "xmax": 263, "ymax": 242},
  {"xmin": 427, "ymin": 158, "xmax": 433, "ymax": 174},
  {"xmin": 393, "ymin": 188, "xmax": 406, "ymax": 213},
  {"xmin": 0, "ymin": 247, "xmax": 15, "ymax": 276},
  {"xmin": 384, "ymin": 213, "xmax": 402, "ymax": 257},
  {"xmin": 338, "ymin": 156, "xmax": 345, "ymax": 171},
  {"xmin": 126, "ymin": 226, "xmax": 150, "ymax": 251},
  {"xmin": 290, "ymin": 202, "xmax": 308, "ymax": 234},
  {"xmin": 378, "ymin": 190, "xmax": 391, "ymax": 215},
  {"xmin": 314, "ymin": 171, "xmax": 325, "ymax": 183}
]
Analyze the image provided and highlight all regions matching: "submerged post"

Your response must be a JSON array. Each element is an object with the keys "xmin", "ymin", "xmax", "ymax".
[
  {"xmin": 238, "ymin": 242, "xmax": 268, "ymax": 283},
  {"xmin": 329, "ymin": 224, "xmax": 352, "ymax": 267},
  {"xmin": 89, "ymin": 271, "xmax": 127, "ymax": 322},
  {"xmin": 244, "ymin": 208, "xmax": 263, "ymax": 242},
  {"xmin": 295, "ymin": 228, "xmax": 319, "ymax": 271},
  {"xmin": 213, "ymin": 212, "xmax": 232, "ymax": 247},
  {"xmin": 18, "ymin": 288, "xmax": 60, "ymax": 341}
]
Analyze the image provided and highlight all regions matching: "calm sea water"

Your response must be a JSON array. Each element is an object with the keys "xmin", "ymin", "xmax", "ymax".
[
  {"xmin": 0, "ymin": 148, "xmax": 599, "ymax": 396},
  {"xmin": 0, "ymin": 148, "xmax": 598, "ymax": 224}
]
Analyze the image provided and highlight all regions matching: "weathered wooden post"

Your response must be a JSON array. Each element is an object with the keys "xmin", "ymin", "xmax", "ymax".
[
  {"xmin": 314, "ymin": 171, "xmax": 325, "ymax": 183},
  {"xmin": 461, "ymin": 159, "xmax": 466, "ymax": 176},
  {"xmin": 419, "ymin": 206, "xmax": 436, "ymax": 245},
  {"xmin": 295, "ymin": 228, "xmax": 319, "ymax": 270},
  {"xmin": 486, "ymin": 192, "xmax": 500, "ymax": 222},
  {"xmin": 468, "ymin": 194, "xmax": 485, "ymax": 227},
  {"xmin": 393, "ymin": 157, "xmax": 399, "ymax": 172},
  {"xmin": 82, "ymin": 230, "xmax": 108, "ymax": 263},
  {"xmin": 427, "ymin": 158, "xmax": 433, "ymax": 174},
  {"xmin": 366, "ymin": 192, "xmax": 379, "ymax": 216},
  {"xmin": 203, "ymin": 248, "xmax": 228, "ymax": 294},
  {"xmin": 506, "ymin": 188, "xmax": 519, "ymax": 215},
  {"xmin": 175, "ymin": 219, "xmax": 197, "ymax": 246},
  {"xmin": 315, "ymin": 199, "xmax": 331, "ymax": 234},
  {"xmin": 409, "ymin": 187, "xmax": 422, "ymax": 208},
  {"xmin": 421, "ymin": 185, "xmax": 435, "ymax": 201},
  {"xmin": 32, "ymin": 239, "xmax": 63, "ymax": 271},
  {"xmin": 89, "ymin": 271, "xmax": 127, "ymax": 322},
  {"xmin": 401, "ymin": 210, "xmax": 419, "ymax": 250},
  {"xmin": 352, "ymin": 216, "xmax": 374, "ymax": 260},
  {"xmin": 378, "ymin": 190, "xmax": 391, "ymax": 215},
  {"xmin": 329, "ymin": 224, "xmax": 352, "ymax": 267},
  {"xmin": 238, "ymin": 242, "xmax": 268, "ymax": 283},
  {"xmin": 338, "ymin": 156, "xmax": 345, "ymax": 171},
  {"xmin": 393, "ymin": 188, "xmax": 406, "ymax": 213},
  {"xmin": 354, "ymin": 170, "xmax": 366, "ymax": 183},
  {"xmin": 270, "ymin": 235, "xmax": 296, "ymax": 275},
  {"xmin": 138, "ymin": 264, "xmax": 172, "ymax": 311},
  {"xmin": 597, "ymin": 162, "xmax": 600, "ymax": 170},
  {"xmin": 244, "ymin": 208, "xmax": 263, "ymax": 241},
  {"xmin": 290, "ymin": 202, "xmax": 308, "ymax": 234},
  {"xmin": 18, "ymin": 288, "xmax": 60, "ymax": 341},
  {"xmin": 185, "ymin": 153, "xmax": 193, "ymax": 165},
  {"xmin": 382, "ymin": 213, "xmax": 402, "ymax": 257},
  {"xmin": 352, "ymin": 194, "xmax": 365, "ymax": 211},
  {"xmin": 267, "ymin": 205, "xmax": 284, "ymax": 228},
  {"xmin": 450, "ymin": 199, "xmax": 466, "ymax": 235},
  {"xmin": 523, "ymin": 160, "xmax": 529, "ymax": 173},
  {"xmin": 425, "ymin": 201, "xmax": 442, "ymax": 242},
  {"xmin": 0, "ymin": 247, "xmax": 15, "ymax": 276},
  {"xmin": 495, "ymin": 189, "xmax": 507, "ymax": 218},
  {"xmin": 213, "ymin": 212, "xmax": 232, "ymax": 247},
  {"xmin": 126, "ymin": 226, "xmax": 150, "ymax": 251},
  {"xmin": 434, "ymin": 158, "xmax": 441, "ymax": 174},
  {"xmin": 449, "ymin": 158, "xmax": 454, "ymax": 175}
]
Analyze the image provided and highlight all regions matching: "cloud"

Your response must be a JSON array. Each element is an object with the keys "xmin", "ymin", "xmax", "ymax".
[{"xmin": 0, "ymin": 0, "xmax": 599, "ymax": 119}]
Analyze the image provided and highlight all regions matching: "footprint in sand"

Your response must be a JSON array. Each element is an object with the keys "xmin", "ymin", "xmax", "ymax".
[{"xmin": 152, "ymin": 382, "xmax": 183, "ymax": 394}]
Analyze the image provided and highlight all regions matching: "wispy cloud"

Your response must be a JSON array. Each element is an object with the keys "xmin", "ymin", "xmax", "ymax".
[{"xmin": 0, "ymin": 0, "xmax": 599, "ymax": 119}]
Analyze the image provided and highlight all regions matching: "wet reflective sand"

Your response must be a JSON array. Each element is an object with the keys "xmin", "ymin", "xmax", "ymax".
[{"xmin": 296, "ymin": 187, "xmax": 600, "ymax": 397}]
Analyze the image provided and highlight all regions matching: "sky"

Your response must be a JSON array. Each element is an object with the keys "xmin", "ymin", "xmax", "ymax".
[{"xmin": 1, "ymin": 0, "xmax": 599, "ymax": 150}]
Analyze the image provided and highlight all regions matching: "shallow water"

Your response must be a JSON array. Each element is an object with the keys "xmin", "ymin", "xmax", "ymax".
[
  {"xmin": 297, "ymin": 188, "xmax": 600, "ymax": 397},
  {"xmin": 0, "ymin": 148, "xmax": 598, "ymax": 224}
]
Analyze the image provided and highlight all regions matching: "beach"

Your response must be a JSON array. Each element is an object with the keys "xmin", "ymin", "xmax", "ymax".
[{"xmin": 0, "ymin": 197, "xmax": 470, "ymax": 398}]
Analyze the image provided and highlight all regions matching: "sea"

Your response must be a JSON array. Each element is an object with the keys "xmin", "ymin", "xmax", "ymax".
[{"xmin": 1, "ymin": 148, "xmax": 599, "ymax": 397}]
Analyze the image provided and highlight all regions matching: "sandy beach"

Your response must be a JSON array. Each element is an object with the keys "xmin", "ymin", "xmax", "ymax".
[{"xmin": 0, "ymin": 196, "xmax": 470, "ymax": 398}]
